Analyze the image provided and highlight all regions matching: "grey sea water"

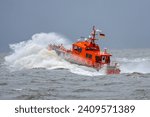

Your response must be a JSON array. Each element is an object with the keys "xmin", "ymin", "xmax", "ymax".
[{"xmin": 1, "ymin": 49, "xmax": 150, "ymax": 100}]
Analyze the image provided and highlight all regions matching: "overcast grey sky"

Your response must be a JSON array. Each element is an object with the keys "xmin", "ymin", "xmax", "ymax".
[{"xmin": 0, "ymin": 0, "xmax": 150, "ymax": 52}]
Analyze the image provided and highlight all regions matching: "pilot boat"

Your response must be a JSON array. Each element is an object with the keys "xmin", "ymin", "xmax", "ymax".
[{"xmin": 48, "ymin": 26, "xmax": 120, "ymax": 74}]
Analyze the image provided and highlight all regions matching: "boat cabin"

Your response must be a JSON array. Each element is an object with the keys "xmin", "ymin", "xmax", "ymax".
[{"xmin": 71, "ymin": 40, "xmax": 111, "ymax": 67}]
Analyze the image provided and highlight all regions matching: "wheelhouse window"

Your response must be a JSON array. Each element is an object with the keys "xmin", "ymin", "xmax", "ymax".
[
  {"xmin": 102, "ymin": 56, "xmax": 106, "ymax": 63},
  {"xmin": 73, "ymin": 45, "xmax": 77, "ymax": 50},
  {"xmin": 95, "ymin": 56, "xmax": 101, "ymax": 63},
  {"xmin": 101, "ymin": 56, "xmax": 110, "ymax": 63},
  {"xmin": 73, "ymin": 45, "xmax": 82, "ymax": 53},
  {"xmin": 86, "ymin": 53, "xmax": 92, "ymax": 59},
  {"xmin": 78, "ymin": 47, "xmax": 82, "ymax": 53}
]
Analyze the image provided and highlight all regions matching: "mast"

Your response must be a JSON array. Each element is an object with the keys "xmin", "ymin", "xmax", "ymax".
[{"xmin": 90, "ymin": 26, "xmax": 96, "ymax": 44}]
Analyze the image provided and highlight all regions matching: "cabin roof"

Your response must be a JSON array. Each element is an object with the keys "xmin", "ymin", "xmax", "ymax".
[
  {"xmin": 99, "ymin": 52, "xmax": 112, "ymax": 56},
  {"xmin": 73, "ymin": 41, "xmax": 89, "ymax": 48}
]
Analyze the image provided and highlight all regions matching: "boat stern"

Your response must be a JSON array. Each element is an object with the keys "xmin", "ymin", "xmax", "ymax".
[{"xmin": 106, "ymin": 63, "xmax": 120, "ymax": 74}]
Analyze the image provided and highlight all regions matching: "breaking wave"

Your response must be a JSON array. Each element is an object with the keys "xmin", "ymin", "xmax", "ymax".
[
  {"xmin": 117, "ymin": 57, "xmax": 150, "ymax": 73},
  {"xmin": 4, "ymin": 32, "xmax": 104, "ymax": 76},
  {"xmin": 5, "ymin": 33, "xmax": 70, "ymax": 69}
]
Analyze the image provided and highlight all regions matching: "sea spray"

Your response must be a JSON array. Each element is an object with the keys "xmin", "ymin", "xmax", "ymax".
[{"xmin": 5, "ymin": 33, "xmax": 69, "ymax": 69}]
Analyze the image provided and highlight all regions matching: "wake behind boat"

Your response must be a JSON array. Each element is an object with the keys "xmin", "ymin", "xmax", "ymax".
[{"xmin": 48, "ymin": 26, "xmax": 120, "ymax": 74}]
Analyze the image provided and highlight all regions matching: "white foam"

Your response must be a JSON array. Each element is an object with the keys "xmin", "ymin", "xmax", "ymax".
[
  {"xmin": 5, "ymin": 33, "xmax": 69, "ymax": 69},
  {"xmin": 117, "ymin": 57, "xmax": 150, "ymax": 73}
]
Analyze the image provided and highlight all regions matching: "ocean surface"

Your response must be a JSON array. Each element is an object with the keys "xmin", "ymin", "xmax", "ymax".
[{"xmin": 0, "ymin": 33, "xmax": 150, "ymax": 99}]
